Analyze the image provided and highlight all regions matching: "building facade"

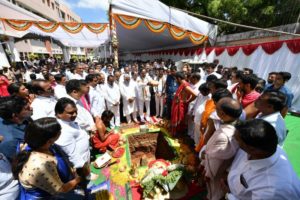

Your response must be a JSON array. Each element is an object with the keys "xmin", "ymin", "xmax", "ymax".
[{"xmin": 6, "ymin": 0, "xmax": 86, "ymax": 60}]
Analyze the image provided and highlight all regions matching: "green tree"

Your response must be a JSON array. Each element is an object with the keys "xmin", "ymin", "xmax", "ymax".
[{"xmin": 161, "ymin": 0, "xmax": 300, "ymax": 34}]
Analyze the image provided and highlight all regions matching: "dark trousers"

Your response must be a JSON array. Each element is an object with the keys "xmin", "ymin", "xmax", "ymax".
[{"xmin": 163, "ymin": 97, "xmax": 173, "ymax": 120}]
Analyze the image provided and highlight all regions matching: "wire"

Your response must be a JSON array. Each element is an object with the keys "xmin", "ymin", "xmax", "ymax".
[{"xmin": 170, "ymin": 6, "xmax": 300, "ymax": 37}]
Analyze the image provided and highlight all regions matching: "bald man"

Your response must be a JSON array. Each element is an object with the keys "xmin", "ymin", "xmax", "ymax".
[{"xmin": 202, "ymin": 97, "xmax": 242, "ymax": 200}]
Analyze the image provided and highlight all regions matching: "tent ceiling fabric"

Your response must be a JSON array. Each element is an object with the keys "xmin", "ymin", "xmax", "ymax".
[
  {"xmin": 0, "ymin": 0, "xmax": 109, "ymax": 48},
  {"xmin": 111, "ymin": 0, "xmax": 218, "ymax": 53},
  {"xmin": 116, "ymin": 22, "xmax": 199, "ymax": 53}
]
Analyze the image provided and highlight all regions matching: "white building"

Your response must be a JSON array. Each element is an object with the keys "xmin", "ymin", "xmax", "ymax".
[{"xmin": 6, "ymin": 0, "xmax": 86, "ymax": 61}]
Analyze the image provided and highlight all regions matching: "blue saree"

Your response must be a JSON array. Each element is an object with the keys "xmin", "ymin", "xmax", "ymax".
[{"xmin": 19, "ymin": 145, "xmax": 73, "ymax": 200}]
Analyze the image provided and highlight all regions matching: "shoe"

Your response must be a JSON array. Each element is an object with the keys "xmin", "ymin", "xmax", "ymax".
[
  {"xmin": 133, "ymin": 118, "xmax": 139, "ymax": 123},
  {"xmin": 127, "ymin": 120, "xmax": 132, "ymax": 124},
  {"xmin": 140, "ymin": 118, "xmax": 145, "ymax": 123}
]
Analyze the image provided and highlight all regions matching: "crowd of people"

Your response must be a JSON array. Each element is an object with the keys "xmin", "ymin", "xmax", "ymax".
[{"xmin": 0, "ymin": 57, "xmax": 299, "ymax": 199}]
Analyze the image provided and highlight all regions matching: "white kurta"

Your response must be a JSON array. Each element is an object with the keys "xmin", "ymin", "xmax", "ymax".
[
  {"xmin": 55, "ymin": 119, "xmax": 90, "ymax": 168},
  {"xmin": 153, "ymin": 75, "xmax": 166, "ymax": 117},
  {"xmin": 104, "ymin": 83, "xmax": 121, "ymax": 107},
  {"xmin": 188, "ymin": 81, "xmax": 202, "ymax": 115},
  {"xmin": 96, "ymin": 84, "xmax": 106, "ymax": 96},
  {"xmin": 136, "ymin": 76, "xmax": 152, "ymax": 119},
  {"xmin": 72, "ymin": 72, "xmax": 88, "ymax": 80},
  {"xmin": 104, "ymin": 83, "xmax": 121, "ymax": 127},
  {"xmin": 204, "ymin": 72, "xmax": 222, "ymax": 80},
  {"xmin": 193, "ymin": 94, "xmax": 210, "ymax": 145},
  {"xmin": 131, "ymin": 80, "xmax": 140, "ymax": 113},
  {"xmin": 31, "ymin": 96, "xmax": 57, "ymax": 120},
  {"xmin": 54, "ymin": 84, "xmax": 67, "ymax": 99},
  {"xmin": 136, "ymin": 76, "xmax": 152, "ymax": 101},
  {"xmin": 89, "ymin": 86, "xmax": 106, "ymax": 117},
  {"xmin": 120, "ymin": 80, "xmax": 137, "ymax": 116},
  {"xmin": 65, "ymin": 70, "xmax": 74, "ymax": 80},
  {"xmin": 203, "ymin": 124, "xmax": 239, "ymax": 200},
  {"xmin": 187, "ymin": 80, "xmax": 202, "ymax": 138},
  {"xmin": 227, "ymin": 147, "xmax": 300, "ymax": 200},
  {"xmin": 257, "ymin": 112, "xmax": 287, "ymax": 146}
]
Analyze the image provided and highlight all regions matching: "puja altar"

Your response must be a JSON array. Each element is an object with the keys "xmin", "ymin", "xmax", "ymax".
[{"xmin": 89, "ymin": 122, "xmax": 205, "ymax": 200}]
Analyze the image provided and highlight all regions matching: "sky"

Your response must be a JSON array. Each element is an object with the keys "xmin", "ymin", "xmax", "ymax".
[{"xmin": 60, "ymin": 0, "xmax": 109, "ymax": 22}]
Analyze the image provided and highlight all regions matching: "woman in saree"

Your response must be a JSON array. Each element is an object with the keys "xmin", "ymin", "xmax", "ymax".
[
  {"xmin": 171, "ymin": 72, "xmax": 197, "ymax": 136},
  {"xmin": 12, "ymin": 117, "xmax": 82, "ymax": 199}
]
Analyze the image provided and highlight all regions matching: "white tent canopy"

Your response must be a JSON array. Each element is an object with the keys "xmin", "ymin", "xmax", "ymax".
[
  {"xmin": 0, "ymin": 0, "xmax": 42, "ymax": 38},
  {"xmin": 0, "ymin": 0, "xmax": 109, "ymax": 48},
  {"xmin": 110, "ymin": 0, "xmax": 217, "ymax": 53},
  {"xmin": 27, "ymin": 26, "xmax": 110, "ymax": 48}
]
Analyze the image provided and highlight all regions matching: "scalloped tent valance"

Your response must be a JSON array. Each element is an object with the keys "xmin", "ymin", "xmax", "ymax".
[
  {"xmin": 0, "ymin": 0, "xmax": 110, "ymax": 48},
  {"xmin": 130, "ymin": 39, "xmax": 300, "ymax": 56},
  {"xmin": 2, "ymin": 19, "xmax": 108, "ymax": 34}
]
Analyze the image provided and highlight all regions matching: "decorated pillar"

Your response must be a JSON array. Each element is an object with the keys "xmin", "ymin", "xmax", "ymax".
[
  {"xmin": 110, "ymin": 13, "xmax": 119, "ymax": 68},
  {"xmin": 62, "ymin": 47, "xmax": 71, "ymax": 63},
  {"xmin": 104, "ymin": 44, "xmax": 107, "ymax": 63}
]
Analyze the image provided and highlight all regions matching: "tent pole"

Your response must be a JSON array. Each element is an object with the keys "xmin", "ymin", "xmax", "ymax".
[{"xmin": 104, "ymin": 44, "xmax": 107, "ymax": 63}]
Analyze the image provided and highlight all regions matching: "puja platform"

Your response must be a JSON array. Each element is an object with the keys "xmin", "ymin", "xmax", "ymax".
[
  {"xmin": 128, "ymin": 131, "xmax": 176, "ymax": 167},
  {"xmin": 90, "ymin": 122, "xmax": 205, "ymax": 200}
]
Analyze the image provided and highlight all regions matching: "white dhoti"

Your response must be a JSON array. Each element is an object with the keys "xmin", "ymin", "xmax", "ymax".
[
  {"xmin": 123, "ymin": 100, "xmax": 137, "ymax": 123},
  {"xmin": 107, "ymin": 104, "xmax": 120, "ymax": 127},
  {"xmin": 138, "ymin": 99, "xmax": 150, "ymax": 120},
  {"xmin": 194, "ymin": 123, "xmax": 201, "ymax": 145},
  {"xmin": 155, "ymin": 94, "xmax": 164, "ymax": 117}
]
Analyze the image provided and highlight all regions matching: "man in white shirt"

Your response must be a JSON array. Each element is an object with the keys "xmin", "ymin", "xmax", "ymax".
[
  {"xmin": 55, "ymin": 98, "xmax": 90, "ymax": 178},
  {"xmin": 136, "ymin": 69, "xmax": 157, "ymax": 122},
  {"xmin": 254, "ymin": 90, "xmax": 287, "ymax": 146},
  {"xmin": 85, "ymin": 74, "xmax": 105, "ymax": 118},
  {"xmin": 203, "ymin": 97, "xmax": 241, "ymax": 200},
  {"xmin": 72, "ymin": 63, "xmax": 86, "ymax": 80},
  {"xmin": 96, "ymin": 73, "xmax": 106, "ymax": 95},
  {"xmin": 54, "ymin": 73, "xmax": 67, "ymax": 99},
  {"xmin": 131, "ymin": 71, "xmax": 140, "ymax": 114},
  {"xmin": 153, "ymin": 68, "xmax": 166, "ymax": 118},
  {"xmin": 120, "ymin": 66, "xmax": 131, "ymax": 83},
  {"xmin": 65, "ymin": 79, "xmax": 95, "ymax": 132},
  {"xmin": 225, "ymin": 119, "xmax": 300, "ymax": 200},
  {"xmin": 24, "ymin": 66, "xmax": 34, "ymax": 83},
  {"xmin": 192, "ymin": 83, "xmax": 210, "ymax": 145},
  {"xmin": 30, "ymin": 80, "xmax": 57, "ymax": 120},
  {"xmin": 102, "ymin": 65, "xmax": 114, "ymax": 83},
  {"xmin": 104, "ymin": 75, "xmax": 121, "ymax": 127},
  {"xmin": 120, "ymin": 74, "xmax": 138, "ymax": 123},
  {"xmin": 187, "ymin": 73, "xmax": 203, "ymax": 138},
  {"xmin": 114, "ymin": 70, "xmax": 121, "ymax": 86},
  {"xmin": 204, "ymin": 63, "xmax": 222, "ymax": 80}
]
